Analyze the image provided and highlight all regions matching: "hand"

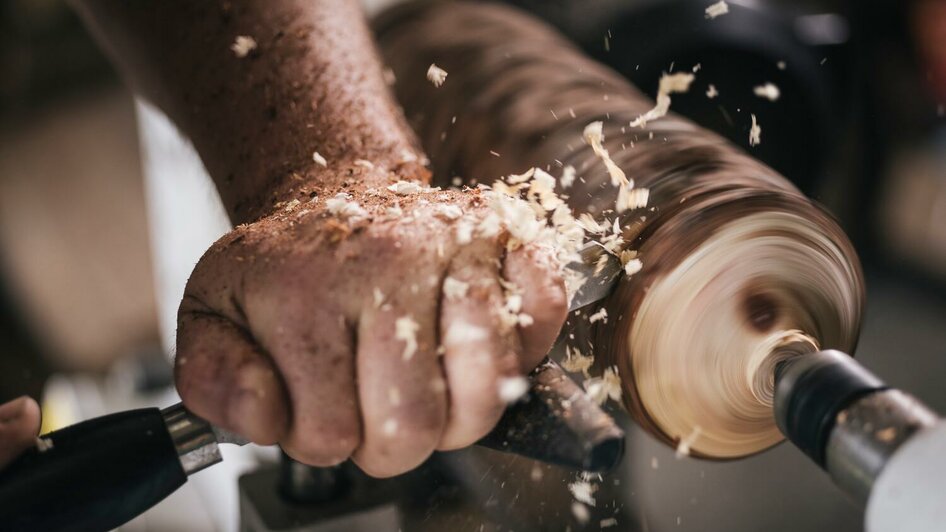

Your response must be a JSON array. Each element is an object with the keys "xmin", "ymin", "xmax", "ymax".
[
  {"xmin": 0, "ymin": 396, "xmax": 41, "ymax": 469},
  {"xmin": 174, "ymin": 186, "xmax": 568, "ymax": 477}
]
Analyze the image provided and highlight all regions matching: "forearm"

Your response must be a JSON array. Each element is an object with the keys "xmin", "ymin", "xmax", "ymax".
[{"xmin": 73, "ymin": 0, "xmax": 426, "ymax": 224}]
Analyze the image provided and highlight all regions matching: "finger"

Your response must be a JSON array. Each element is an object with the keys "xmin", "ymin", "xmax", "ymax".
[
  {"xmin": 176, "ymin": 312, "xmax": 288, "ymax": 445},
  {"xmin": 352, "ymin": 298, "xmax": 447, "ymax": 477},
  {"xmin": 438, "ymin": 245, "xmax": 522, "ymax": 450},
  {"xmin": 258, "ymin": 309, "xmax": 361, "ymax": 467},
  {"xmin": 503, "ymin": 243, "xmax": 569, "ymax": 372},
  {"xmin": 0, "ymin": 396, "xmax": 41, "ymax": 468}
]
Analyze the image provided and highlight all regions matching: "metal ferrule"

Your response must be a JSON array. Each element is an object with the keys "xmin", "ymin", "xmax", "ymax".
[
  {"xmin": 160, "ymin": 403, "xmax": 222, "ymax": 475},
  {"xmin": 825, "ymin": 389, "xmax": 938, "ymax": 504}
]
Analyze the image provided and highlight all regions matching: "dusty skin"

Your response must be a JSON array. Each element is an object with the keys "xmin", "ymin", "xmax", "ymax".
[{"xmin": 71, "ymin": 0, "xmax": 568, "ymax": 477}]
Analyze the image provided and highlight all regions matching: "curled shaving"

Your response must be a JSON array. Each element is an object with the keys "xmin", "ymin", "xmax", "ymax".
[{"xmin": 630, "ymin": 211, "xmax": 861, "ymax": 458}]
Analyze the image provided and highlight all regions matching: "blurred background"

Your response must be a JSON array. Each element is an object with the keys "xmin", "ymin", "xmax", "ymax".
[{"xmin": 0, "ymin": 0, "xmax": 944, "ymax": 530}]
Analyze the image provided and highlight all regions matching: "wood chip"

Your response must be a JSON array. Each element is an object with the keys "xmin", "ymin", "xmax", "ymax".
[
  {"xmin": 427, "ymin": 64, "xmax": 448, "ymax": 87},
  {"xmin": 705, "ymin": 1, "xmax": 730, "ymax": 19},
  {"xmin": 231, "ymin": 35, "xmax": 257, "ymax": 57}
]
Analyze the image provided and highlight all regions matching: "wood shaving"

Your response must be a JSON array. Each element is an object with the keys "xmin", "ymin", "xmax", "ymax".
[
  {"xmin": 443, "ymin": 276, "xmax": 469, "ymax": 300},
  {"xmin": 583, "ymin": 121, "xmax": 629, "ymax": 187},
  {"xmin": 876, "ymin": 427, "xmax": 897, "ymax": 443},
  {"xmin": 354, "ymin": 159, "xmax": 375, "ymax": 169},
  {"xmin": 427, "ymin": 63, "xmax": 448, "ymax": 87},
  {"xmin": 754, "ymin": 83, "xmax": 781, "ymax": 101},
  {"xmin": 506, "ymin": 167, "xmax": 535, "ymax": 185},
  {"xmin": 630, "ymin": 73, "xmax": 696, "ymax": 128},
  {"xmin": 399, "ymin": 149, "xmax": 418, "ymax": 163},
  {"xmin": 560, "ymin": 165, "xmax": 576, "ymax": 189},
  {"xmin": 749, "ymin": 113, "xmax": 762, "ymax": 146},
  {"xmin": 562, "ymin": 345, "xmax": 594, "ymax": 377},
  {"xmin": 385, "ymin": 203, "xmax": 403, "ymax": 217},
  {"xmin": 624, "ymin": 258, "xmax": 643, "ymax": 276},
  {"xmin": 434, "ymin": 204, "xmax": 463, "ymax": 220},
  {"xmin": 283, "ymin": 199, "xmax": 301, "ymax": 212},
  {"xmin": 706, "ymin": 84, "xmax": 719, "ymax": 99},
  {"xmin": 325, "ymin": 192, "xmax": 367, "ymax": 219},
  {"xmin": 675, "ymin": 425, "xmax": 703, "ymax": 458},
  {"xmin": 312, "ymin": 151, "xmax": 328, "ymax": 167},
  {"xmin": 530, "ymin": 465, "xmax": 544, "ymax": 481},
  {"xmin": 497, "ymin": 376, "xmax": 530, "ymax": 403},
  {"xmin": 588, "ymin": 308, "xmax": 609, "ymax": 324},
  {"xmin": 35, "ymin": 437, "xmax": 54, "ymax": 453},
  {"xmin": 616, "ymin": 186, "xmax": 649, "ymax": 213},
  {"xmin": 454, "ymin": 217, "xmax": 476, "ymax": 245},
  {"xmin": 231, "ymin": 35, "xmax": 257, "ymax": 57},
  {"xmin": 387, "ymin": 180, "xmax": 424, "ymax": 195},
  {"xmin": 568, "ymin": 480, "xmax": 597, "ymax": 506},
  {"xmin": 601, "ymin": 518, "xmax": 619, "ymax": 528},
  {"xmin": 584, "ymin": 366, "xmax": 622, "ymax": 405},
  {"xmin": 382, "ymin": 418, "xmax": 398, "ymax": 436},
  {"xmin": 705, "ymin": 0, "xmax": 730, "ymax": 19},
  {"xmin": 444, "ymin": 320, "xmax": 489, "ymax": 345},
  {"xmin": 395, "ymin": 315, "xmax": 420, "ymax": 361}
]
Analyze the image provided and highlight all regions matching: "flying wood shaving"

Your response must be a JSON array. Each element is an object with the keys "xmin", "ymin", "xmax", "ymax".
[
  {"xmin": 497, "ymin": 376, "xmax": 530, "ymax": 403},
  {"xmin": 705, "ymin": 0, "xmax": 730, "ymax": 19},
  {"xmin": 568, "ymin": 480, "xmax": 598, "ymax": 506},
  {"xmin": 624, "ymin": 258, "xmax": 643, "ymax": 276},
  {"xmin": 585, "ymin": 366, "xmax": 622, "ymax": 405},
  {"xmin": 480, "ymin": 170, "xmax": 589, "ymax": 301},
  {"xmin": 443, "ymin": 276, "xmax": 469, "ymax": 300},
  {"xmin": 560, "ymin": 165, "xmax": 576, "ymax": 188},
  {"xmin": 36, "ymin": 437, "xmax": 54, "ymax": 453},
  {"xmin": 427, "ymin": 64, "xmax": 448, "ymax": 87},
  {"xmin": 588, "ymin": 308, "xmax": 608, "ymax": 324},
  {"xmin": 676, "ymin": 425, "xmax": 703, "ymax": 458},
  {"xmin": 231, "ymin": 35, "xmax": 257, "ymax": 57},
  {"xmin": 706, "ymin": 84, "xmax": 719, "ymax": 99},
  {"xmin": 630, "ymin": 73, "xmax": 696, "ymax": 128},
  {"xmin": 583, "ymin": 122, "xmax": 629, "ymax": 187},
  {"xmin": 312, "ymin": 151, "xmax": 328, "ymax": 167},
  {"xmin": 506, "ymin": 167, "xmax": 535, "ymax": 185},
  {"xmin": 325, "ymin": 193, "xmax": 367, "ymax": 219},
  {"xmin": 749, "ymin": 114, "xmax": 762, "ymax": 146},
  {"xmin": 754, "ymin": 83, "xmax": 781, "ymax": 101},
  {"xmin": 562, "ymin": 345, "xmax": 594, "ymax": 377},
  {"xmin": 601, "ymin": 518, "xmax": 618, "ymax": 528},
  {"xmin": 616, "ymin": 186, "xmax": 649, "ymax": 213},
  {"xmin": 395, "ymin": 315, "xmax": 419, "ymax": 361}
]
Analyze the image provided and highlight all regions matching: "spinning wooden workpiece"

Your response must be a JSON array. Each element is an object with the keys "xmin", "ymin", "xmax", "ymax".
[{"xmin": 377, "ymin": 1, "xmax": 864, "ymax": 459}]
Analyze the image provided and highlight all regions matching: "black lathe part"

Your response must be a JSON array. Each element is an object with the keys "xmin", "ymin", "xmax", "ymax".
[{"xmin": 773, "ymin": 350, "xmax": 887, "ymax": 467}]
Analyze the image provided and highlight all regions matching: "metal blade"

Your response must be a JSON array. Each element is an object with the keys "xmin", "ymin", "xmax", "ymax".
[{"xmin": 567, "ymin": 241, "xmax": 623, "ymax": 312}]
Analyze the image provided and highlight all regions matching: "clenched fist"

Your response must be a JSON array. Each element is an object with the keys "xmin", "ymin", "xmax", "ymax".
[
  {"xmin": 72, "ymin": 0, "xmax": 569, "ymax": 477},
  {"xmin": 175, "ymin": 178, "xmax": 568, "ymax": 477}
]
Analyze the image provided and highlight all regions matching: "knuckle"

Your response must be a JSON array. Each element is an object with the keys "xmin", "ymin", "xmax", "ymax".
[{"xmin": 284, "ymin": 426, "xmax": 360, "ymax": 467}]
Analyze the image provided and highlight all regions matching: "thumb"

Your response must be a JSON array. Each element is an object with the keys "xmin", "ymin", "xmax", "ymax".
[{"xmin": 0, "ymin": 396, "xmax": 41, "ymax": 469}]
